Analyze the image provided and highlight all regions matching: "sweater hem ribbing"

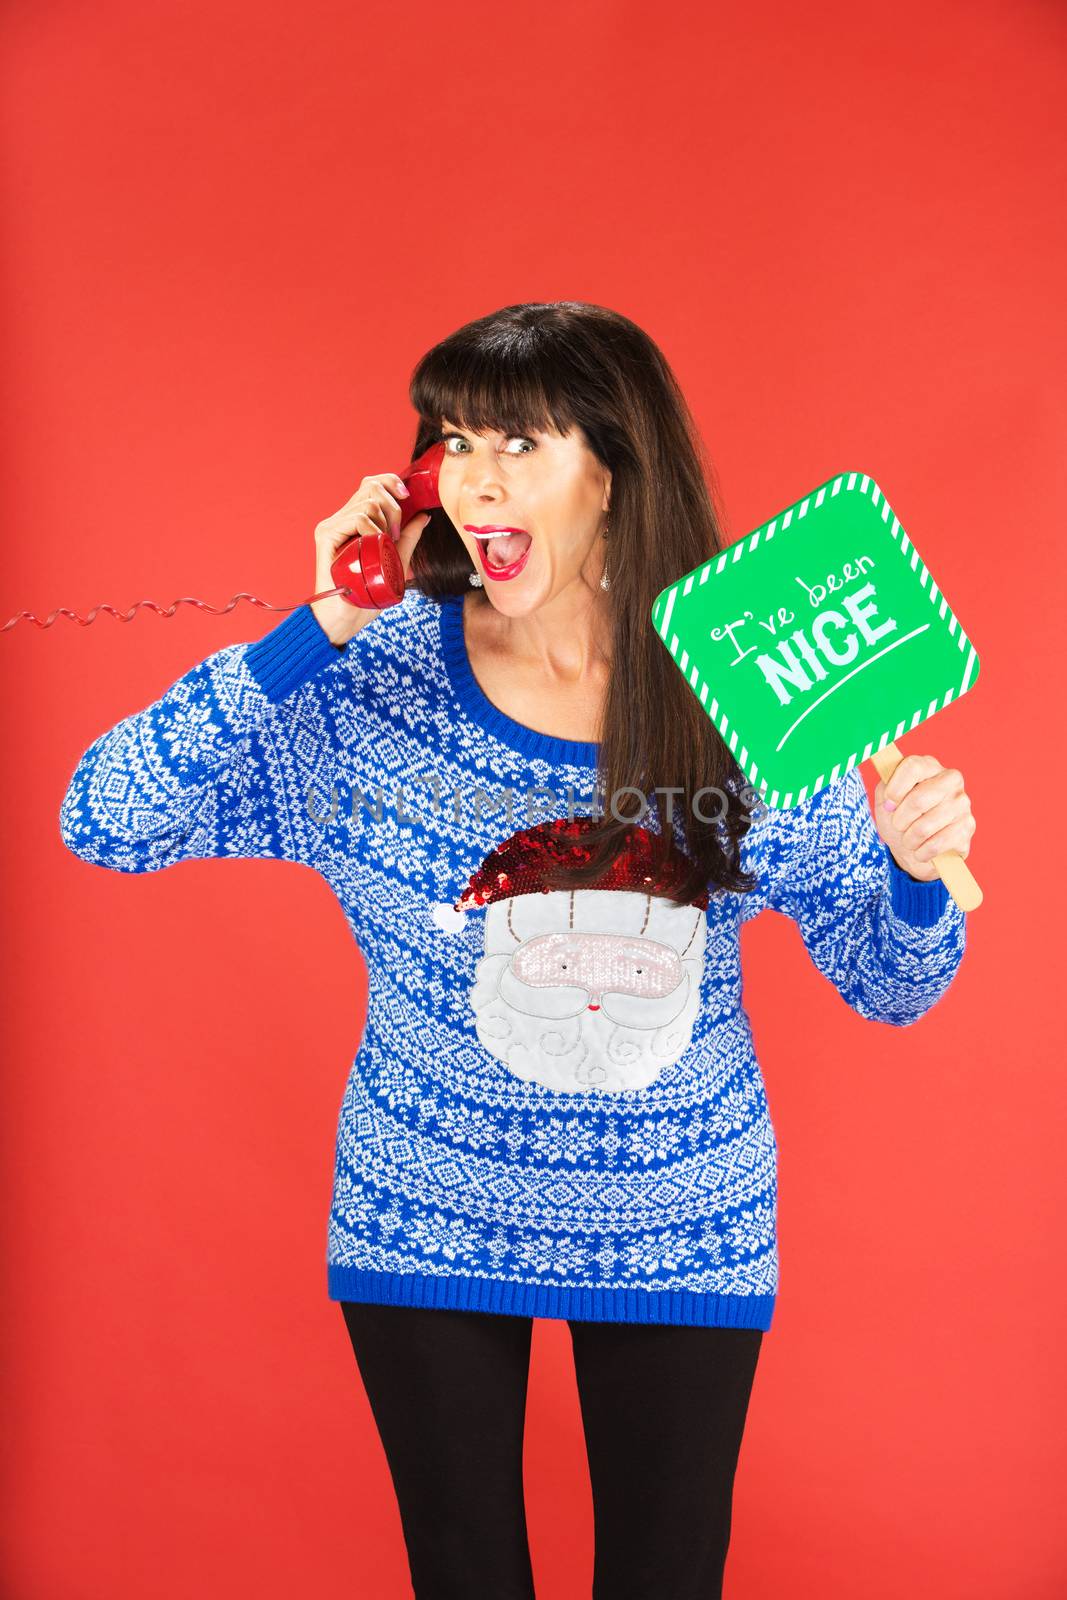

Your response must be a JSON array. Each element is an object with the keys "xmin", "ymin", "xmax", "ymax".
[
  {"xmin": 327, "ymin": 1265, "xmax": 775, "ymax": 1329},
  {"xmin": 244, "ymin": 604, "xmax": 344, "ymax": 703}
]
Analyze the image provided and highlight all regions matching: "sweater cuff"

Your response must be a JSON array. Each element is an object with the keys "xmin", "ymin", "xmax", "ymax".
[
  {"xmin": 883, "ymin": 842, "xmax": 952, "ymax": 927},
  {"xmin": 244, "ymin": 604, "xmax": 345, "ymax": 704}
]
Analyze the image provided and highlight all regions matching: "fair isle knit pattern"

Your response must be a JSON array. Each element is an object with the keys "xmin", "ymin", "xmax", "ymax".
[{"xmin": 58, "ymin": 588, "xmax": 968, "ymax": 1330}]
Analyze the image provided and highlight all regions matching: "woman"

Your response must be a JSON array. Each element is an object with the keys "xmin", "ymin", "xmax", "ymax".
[{"xmin": 60, "ymin": 301, "xmax": 975, "ymax": 1598}]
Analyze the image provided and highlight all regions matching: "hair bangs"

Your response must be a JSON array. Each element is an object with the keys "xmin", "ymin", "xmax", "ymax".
[{"xmin": 411, "ymin": 324, "xmax": 582, "ymax": 443}]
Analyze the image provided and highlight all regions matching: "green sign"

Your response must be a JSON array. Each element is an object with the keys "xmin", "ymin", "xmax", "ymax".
[{"xmin": 651, "ymin": 470, "xmax": 980, "ymax": 809}]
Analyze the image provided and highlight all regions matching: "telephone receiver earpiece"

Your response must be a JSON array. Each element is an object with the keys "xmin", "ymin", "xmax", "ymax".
[{"xmin": 330, "ymin": 441, "xmax": 446, "ymax": 610}]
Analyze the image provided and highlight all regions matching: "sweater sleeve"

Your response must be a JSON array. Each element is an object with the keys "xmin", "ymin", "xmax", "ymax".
[
  {"xmin": 760, "ymin": 766, "xmax": 968, "ymax": 1027},
  {"xmin": 58, "ymin": 604, "xmax": 347, "ymax": 875}
]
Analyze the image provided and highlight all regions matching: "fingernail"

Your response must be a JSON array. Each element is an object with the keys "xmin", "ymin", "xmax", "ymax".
[
  {"xmin": 397, "ymin": 483, "xmax": 410, "ymax": 497},
  {"xmin": 884, "ymin": 799, "xmax": 896, "ymax": 811}
]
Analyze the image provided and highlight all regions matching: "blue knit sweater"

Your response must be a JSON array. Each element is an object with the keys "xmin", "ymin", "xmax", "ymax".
[{"xmin": 58, "ymin": 588, "xmax": 967, "ymax": 1330}]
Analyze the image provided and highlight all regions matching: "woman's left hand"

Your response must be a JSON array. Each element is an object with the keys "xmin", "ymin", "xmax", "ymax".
[{"xmin": 873, "ymin": 754, "xmax": 977, "ymax": 882}]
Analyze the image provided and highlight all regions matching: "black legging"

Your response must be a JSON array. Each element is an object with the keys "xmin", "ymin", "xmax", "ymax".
[{"xmin": 341, "ymin": 1300, "xmax": 763, "ymax": 1599}]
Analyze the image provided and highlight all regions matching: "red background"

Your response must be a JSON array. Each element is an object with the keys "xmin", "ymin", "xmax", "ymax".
[{"xmin": 3, "ymin": 2, "xmax": 1064, "ymax": 1595}]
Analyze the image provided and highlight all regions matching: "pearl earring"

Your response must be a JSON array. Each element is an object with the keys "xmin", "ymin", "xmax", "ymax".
[{"xmin": 469, "ymin": 571, "xmax": 483, "ymax": 587}]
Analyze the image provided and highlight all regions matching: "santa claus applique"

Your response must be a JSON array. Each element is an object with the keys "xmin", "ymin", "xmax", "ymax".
[{"xmin": 430, "ymin": 817, "xmax": 710, "ymax": 1095}]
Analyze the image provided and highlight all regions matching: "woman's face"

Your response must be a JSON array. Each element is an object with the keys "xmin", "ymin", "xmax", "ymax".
[{"xmin": 436, "ymin": 418, "xmax": 611, "ymax": 614}]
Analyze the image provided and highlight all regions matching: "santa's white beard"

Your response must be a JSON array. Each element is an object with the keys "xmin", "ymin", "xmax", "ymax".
[{"xmin": 470, "ymin": 958, "xmax": 700, "ymax": 1095}]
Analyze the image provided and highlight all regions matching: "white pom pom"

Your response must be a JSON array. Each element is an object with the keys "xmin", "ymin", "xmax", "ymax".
[{"xmin": 430, "ymin": 902, "xmax": 467, "ymax": 934}]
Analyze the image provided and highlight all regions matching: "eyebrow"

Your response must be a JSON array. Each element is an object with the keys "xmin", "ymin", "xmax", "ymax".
[{"xmin": 440, "ymin": 421, "xmax": 539, "ymax": 438}]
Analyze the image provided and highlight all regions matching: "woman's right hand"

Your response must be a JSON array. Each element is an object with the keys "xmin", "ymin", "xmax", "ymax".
[{"xmin": 310, "ymin": 472, "xmax": 434, "ymax": 647}]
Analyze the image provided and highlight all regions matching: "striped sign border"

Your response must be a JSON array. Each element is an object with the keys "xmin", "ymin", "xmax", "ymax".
[{"xmin": 651, "ymin": 471, "xmax": 979, "ymax": 809}]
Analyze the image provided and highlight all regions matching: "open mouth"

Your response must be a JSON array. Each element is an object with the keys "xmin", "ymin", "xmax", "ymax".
[{"xmin": 469, "ymin": 529, "xmax": 533, "ymax": 579}]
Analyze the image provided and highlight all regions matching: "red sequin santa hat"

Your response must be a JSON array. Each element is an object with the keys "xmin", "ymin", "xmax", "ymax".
[{"xmin": 430, "ymin": 815, "xmax": 709, "ymax": 933}]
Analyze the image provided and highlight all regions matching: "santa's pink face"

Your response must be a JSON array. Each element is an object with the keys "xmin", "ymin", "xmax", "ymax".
[{"xmin": 512, "ymin": 931, "xmax": 681, "ymax": 1012}]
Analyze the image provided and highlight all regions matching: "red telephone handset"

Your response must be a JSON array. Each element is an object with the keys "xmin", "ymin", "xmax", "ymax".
[{"xmin": 330, "ymin": 442, "xmax": 445, "ymax": 610}]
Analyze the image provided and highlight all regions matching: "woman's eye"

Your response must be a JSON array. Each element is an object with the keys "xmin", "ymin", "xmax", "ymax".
[{"xmin": 442, "ymin": 433, "xmax": 536, "ymax": 455}]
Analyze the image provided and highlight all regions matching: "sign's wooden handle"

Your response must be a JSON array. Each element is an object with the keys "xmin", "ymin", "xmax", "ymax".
[{"xmin": 868, "ymin": 742, "xmax": 983, "ymax": 912}]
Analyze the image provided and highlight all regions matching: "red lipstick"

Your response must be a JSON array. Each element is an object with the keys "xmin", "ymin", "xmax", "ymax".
[{"xmin": 464, "ymin": 525, "xmax": 533, "ymax": 582}]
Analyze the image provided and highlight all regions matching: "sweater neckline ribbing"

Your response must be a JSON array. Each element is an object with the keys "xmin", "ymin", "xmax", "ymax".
[{"xmin": 438, "ymin": 592, "xmax": 601, "ymax": 769}]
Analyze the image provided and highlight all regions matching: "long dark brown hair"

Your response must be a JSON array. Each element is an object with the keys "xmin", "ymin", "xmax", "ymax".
[{"xmin": 405, "ymin": 301, "xmax": 759, "ymax": 906}]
